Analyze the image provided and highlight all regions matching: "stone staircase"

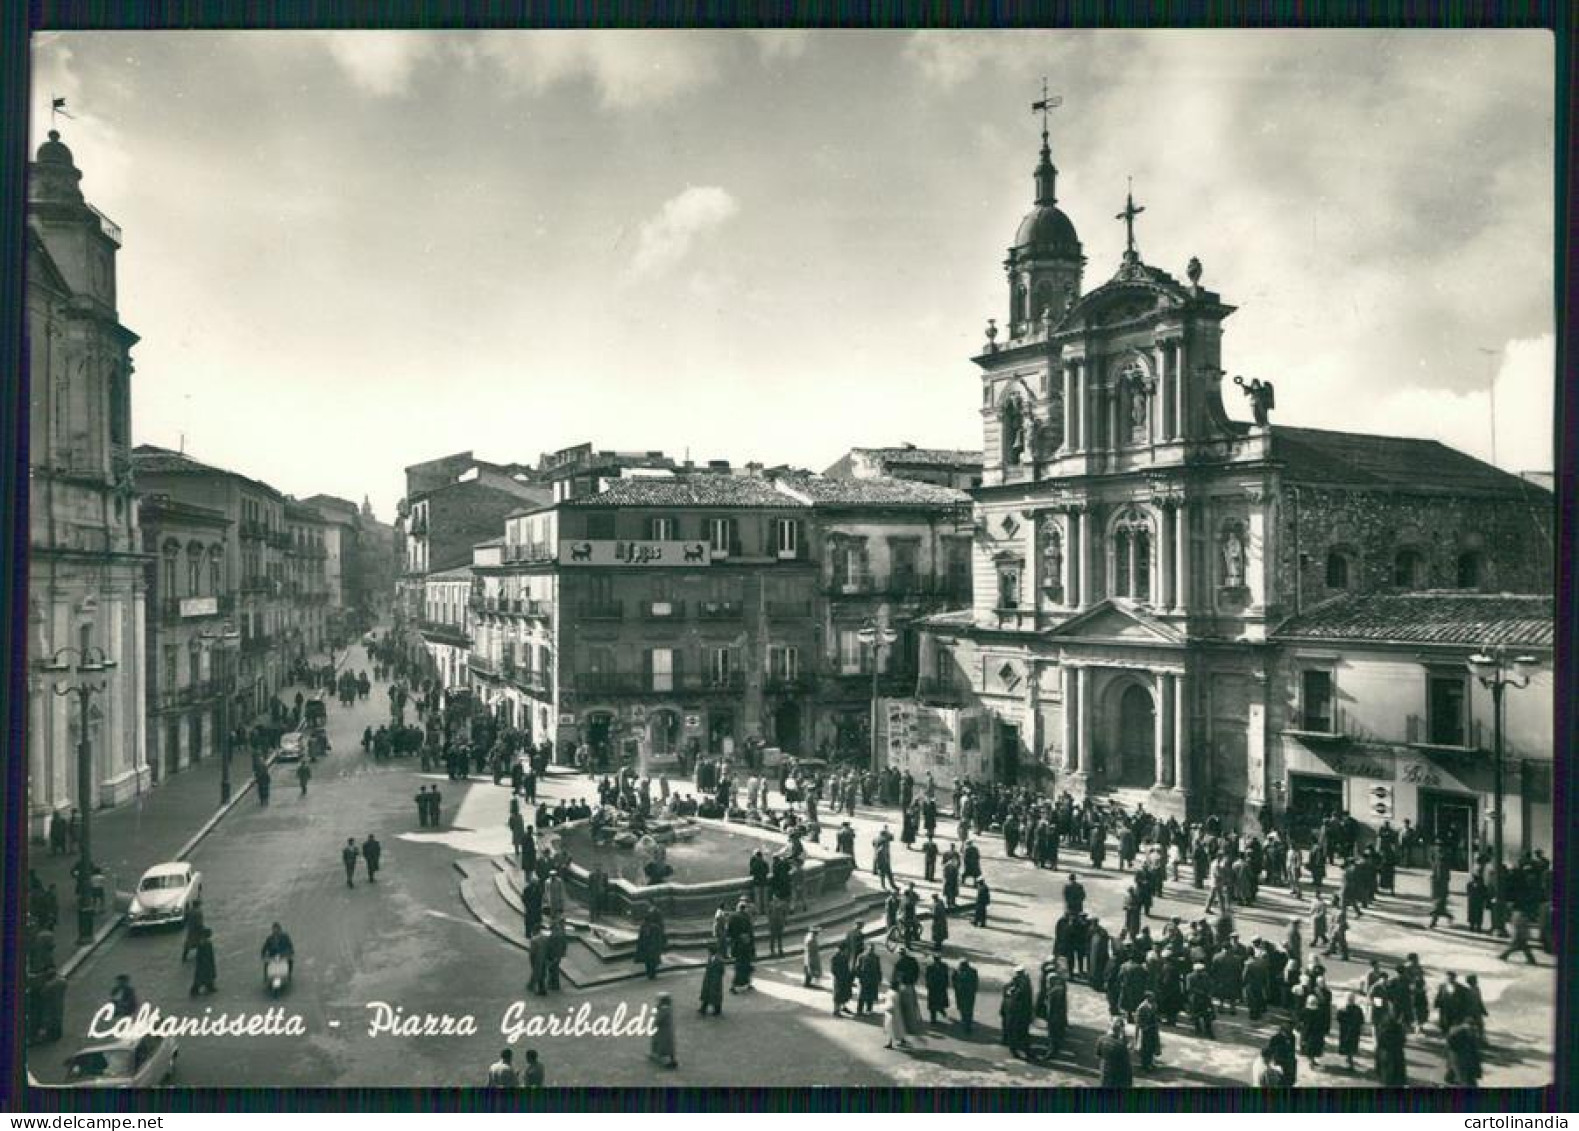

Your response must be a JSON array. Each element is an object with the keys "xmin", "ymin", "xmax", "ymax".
[{"xmin": 455, "ymin": 855, "xmax": 894, "ymax": 989}]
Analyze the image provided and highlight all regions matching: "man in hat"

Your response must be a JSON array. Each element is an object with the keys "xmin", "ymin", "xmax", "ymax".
[{"xmin": 952, "ymin": 957, "xmax": 980, "ymax": 1033}]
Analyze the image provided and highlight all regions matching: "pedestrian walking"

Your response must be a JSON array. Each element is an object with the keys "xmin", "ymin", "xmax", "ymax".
[
  {"xmin": 648, "ymin": 992, "xmax": 678, "ymax": 1069},
  {"xmin": 180, "ymin": 900, "xmax": 206, "ymax": 963},
  {"xmin": 296, "ymin": 760, "xmax": 311, "ymax": 796},
  {"xmin": 109, "ymin": 974, "xmax": 138, "ymax": 1019},
  {"xmin": 952, "ymin": 957, "xmax": 979, "ymax": 1033},
  {"xmin": 1498, "ymin": 909, "xmax": 1538, "ymax": 964},
  {"xmin": 698, "ymin": 947, "xmax": 725, "ymax": 1017},
  {"xmin": 1095, "ymin": 1017, "xmax": 1134, "ymax": 1087},
  {"xmin": 1336, "ymin": 991, "xmax": 1365, "ymax": 1071},
  {"xmin": 972, "ymin": 876, "xmax": 991, "ymax": 928},
  {"xmin": 363, "ymin": 834, "xmax": 382, "ymax": 882},
  {"xmin": 803, "ymin": 926, "xmax": 823, "ymax": 986},
  {"xmin": 341, "ymin": 838, "xmax": 359, "ymax": 887},
  {"xmin": 189, "ymin": 929, "xmax": 218, "ymax": 996}
]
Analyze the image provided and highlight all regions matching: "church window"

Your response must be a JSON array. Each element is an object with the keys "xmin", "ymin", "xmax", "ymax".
[
  {"xmin": 1325, "ymin": 548, "xmax": 1352, "ymax": 590},
  {"xmin": 1134, "ymin": 530, "xmax": 1151, "ymax": 602},
  {"xmin": 1040, "ymin": 524, "xmax": 1064, "ymax": 603},
  {"xmin": 997, "ymin": 564, "xmax": 1021, "ymax": 610},
  {"xmin": 1110, "ymin": 509, "xmax": 1154, "ymax": 601},
  {"xmin": 1393, "ymin": 548, "xmax": 1426, "ymax": 589},
  {"xmin": 1113, "ymin": 530, "xmax": 1131, "ymax": 597},
  {"xmin": 1455, "ymin": 551, "xmax": 1483, "ymax": 590}
]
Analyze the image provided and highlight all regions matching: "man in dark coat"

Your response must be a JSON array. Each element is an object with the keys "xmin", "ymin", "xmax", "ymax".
[
  {"xmin": 698, "ymin": 947, "xmax": 725, "ymax": 1016},
  {"xmin": 972, "ymin": 877, "xmax": 992, "ymax": 928},
  {"xmin": 1186, "ymin": 962, "xmax": 1216, "ymax": 1038},
  {"xmin": 999, "ymin": 967, "xmax": 1035, "ymax": 1059},
  {"xmin": 1095, "ymin": 1018, "xmax": 1134, "ymax": 1087},
  {"xmin": 1134, "ymin": 993, "xmax": 1162, "ymax": 1070},
  {"xmin": 1375, "ymin": 1011, "xmax": 1408, "ymax": 1085},
  {"xmin": 1211, "ymin": 945, "xmax": 1243, "ymax": 1015},
  {"xmin": 831, "ymin": 946, "xmax": 855, "ymax": 1016},
  {"xmin": 925, "ymin": 955, "xmax": 951, "ymax": 1023},
  {"xmin": 341, "ymin": 839, "xmax": 359, "ymax": 887},
  {"xmin": 362, "ymin": 834, "xmax": 382, "ymax": 883},
  {"xmin": 952, "ymin": 958, "xmax": 980, "ymax": 1033},
  {"xmin": 942, "ymin": 854, "xmax": 961, "ymax": 910},
  {"xmin": 635, "ymin": 910, "xmax": 666, "ymax": 980},
  {"xmin": 1088, "ymin": 919, "xmax": 1111, "ymax": 988},
  {"xmin": 1038, "ymin": 960, "xmax": 1070, "ymax": 1057},
  {"xmin": 522, "ymin": 874, "xmax": 544, "ymax": 937},
  {"xmin": 1445, "ymin": 1019, "xmax": 1482, "ymax": 1086},
  {"xmin": 922, "ymin": 836, "xmax": 939, "ymax": 882},
  {"xmin": 855, "ymin": 944, "xmax": 883, "ymax": 1014},
  {"xmin": 190, "ymin": 929, "xmax": 218, "ymax": 996},
  {"xmin": 890, "ymin": 946, "xmax": 921, "ymax": 990},
  {"xmin": 1243, "ymin": 948, "xmax": 1270, "ymax": 1020},
  {"xmin": 1064, "ymin": 873, "xmax": 1087, "ymax": 917}
]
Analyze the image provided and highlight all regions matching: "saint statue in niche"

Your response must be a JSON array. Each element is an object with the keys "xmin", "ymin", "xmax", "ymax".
[
  {"xmin": 1002, "ymin": 395, "xmax": 1026, "ymax": 464},
  {"xmin": 1222, "ymin": 527, "xmax": 1246, "ymax": 588},
  {"xmin": 1041, "ymin": 524, "xmax": 1064, "ymax": 596}
]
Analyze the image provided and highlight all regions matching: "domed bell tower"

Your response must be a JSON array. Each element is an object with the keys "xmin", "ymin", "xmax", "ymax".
[{"xmin": 1005, "ymin": 95, "xmax": 1084, "ymax": 340}]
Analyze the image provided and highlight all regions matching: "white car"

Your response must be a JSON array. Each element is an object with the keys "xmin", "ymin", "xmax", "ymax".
[
  {"xmin": 64, "ymin": 1034, "xmax": 178, "ymax": 1088},
  {"xmin": 127, "ymin": 861, "xmax": 202, "ymax": 929},
  {"xmin": 276, "ymin": 731, "xmax": 306, "ymax": 763}
]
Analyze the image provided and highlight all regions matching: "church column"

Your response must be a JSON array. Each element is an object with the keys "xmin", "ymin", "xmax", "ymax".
[
  {"xmin": 1075, "ymin": 666, "xmax": 1092, "ymax": 773},
  {"xmin": 1173, "ymin": 670, "xmax": 1190, "ymax": 792},
  {"xmin": 1173, "ymin": 501, "xmax": 1191, "ymax": 614},
  {"xmin": 1154, "ymin": 342, "xmax": 1169, "ymax": 443},
  {"xmin": 1171, "ymin": 341, "xmax": 1186, "ymax": 441},
  {"xmin": 1061, "ymin": 665, "xmax": 1078, "ymax": 772},
  {"xmin": 1075, "ymin": 506, "xmax": 1091, "ymax": 607},
  {"xmin": 1128, "ymin": 530, "xmax": 1141, "ymax": 599},
  {"xmin": 1062, "ymin": 364, "xmax": 1076, "ymax": 453},
  {"xmin": 1158, "ymin": 504, "xmax": 1175, "ymax": 609},
  {"xmin": 1153, "ymin": 675, "xmax": 1169, "ymax": 787},
  {"xmin": 1246, "ymin": 486, "xmax": 1269, "ymax": 611},
  {"xmin": 1107, "ymin": 385, "xmax": 1121, "ymax": 453}
]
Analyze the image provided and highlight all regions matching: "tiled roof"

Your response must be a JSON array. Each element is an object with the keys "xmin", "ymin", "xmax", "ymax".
[
  {"xmin": 429, "ymin": 565, "xmax": 474, "ymax": 581},
  {"xmin": 1271, "ymin": 427, "xmax": 1545, "ymax": 496},
  {"xmin": 133, "ymin": 444, "xmax": 282, "ymax": 498},
  {"xmin": 560, "ymin": 476, "xmax": 802, "ymax": 509},
  {"xmin": 860, "ymin": 446, "xmax": 983, "ymax": 469},
  {"xmin": 777, "ymin": 473, "xmax": 971, "ymax": 508},
  {"xmin": 1274, "ymin": 592, "xmax": 1554, "ymax": 649}
]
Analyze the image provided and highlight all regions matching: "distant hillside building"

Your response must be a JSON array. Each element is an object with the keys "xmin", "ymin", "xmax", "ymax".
[{"xmin": 825, "ymin": 444, "xmax": 983, "ymax": 490}]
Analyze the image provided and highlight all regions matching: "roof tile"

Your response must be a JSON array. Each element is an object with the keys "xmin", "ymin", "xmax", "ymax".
[{"xmin": 1274, "ymin": 591, "xmax": 1553, "ymax": 649}]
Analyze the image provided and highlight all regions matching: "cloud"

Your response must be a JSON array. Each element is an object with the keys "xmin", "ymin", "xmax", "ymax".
[
  {"xmin": 629, "ymin": 186, "xmax": 739, "ymax": 278},
  {"xmin": 475, "ymin": 32, "xmax": 722, "ymax": 108},
  {"xmin": 319, "ymin": 32, "xmax": 435, "ymax": 96},
  {"xmin": 28, "ymin": 35, "xmax": 132, "ymax": 202},
  {"xmin": 750, "ymin": 30, "xmax": 813, "ymax": 61},
  {"xmin": 1341, "ymin": 333, "xmax": 1555, "ymax": 473},
  {"xmin": 903, "ymin": 30, "xmax": 1081, "ymax": 88}
]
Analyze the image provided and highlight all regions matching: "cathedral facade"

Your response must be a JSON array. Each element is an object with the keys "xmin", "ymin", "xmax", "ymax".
[{"xmin": 914, "ymin": 118, "xmax": 1553, "ymax": 836}]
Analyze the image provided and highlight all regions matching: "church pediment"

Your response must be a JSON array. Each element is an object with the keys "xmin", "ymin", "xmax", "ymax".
[
  {"xmin": 1061, "ymin": 277, "xmax": 1184, "ymax": 332},
  {"xmin": 1044, "ymin": 598, "xmax": 1183, "ymax": 644}
]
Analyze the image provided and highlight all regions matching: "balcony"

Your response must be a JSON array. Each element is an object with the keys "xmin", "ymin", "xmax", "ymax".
[
  {"xmin": 239, "ymin": 521, "xmax": 265, "ymax": 541},
  {"xmin": 825, "ymin": 668, "xmax": 919, "ymax": 697},
  {"xmin": 240, "ymin": 576, "xmax": 273, "ymax": 595},
  {"xmin": 824, "ymin": 573, "xmax": 876, "ymax": 596},
  {"xmin": 577, "ymin": 601, "xmax": 624, "ymax": 621},
  {"xmin": 240, "ymin": 633, "xmax": 273, "ymax": 655},
  {"xmin": 504, "ymin": 665, "xmax": 553, "ymax": 696},
  {"xmin": 916, "ymin": 678, "xmax": 970, "ymax": 705},
  {"xmin": 697, "ymin": 600, "xmax": 742, "ymax": 620},
  {"xmin": 641, "ymin": 600, "xmax": 686, "ymax": 620},
  {"xmin": 765, "ymin": 673, "xmax": 814, "ymax": 694},
  {"xmin": 271, "ymin": 532, "xmax": 295, "ymax": 552},
  {"xmin": 571, "ymin": 672, "xmax": 744, "ymax": 696},
  {"xmin": 468, "ymin": 653, "xmax": 498, "ymax": 679},
  {"xmin": 766, "ymin": 600, "xmax": 812, "ymax": 620},
  {"xmin": 419, "ymin": 619, "xmax": 470, "ymax": 647}
]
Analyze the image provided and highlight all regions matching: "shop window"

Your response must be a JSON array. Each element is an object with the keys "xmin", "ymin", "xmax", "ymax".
[
  {"xmin": 1300, "ymin": 669, "xmax": 1334, "ymax": 732},
  {"xmin": 1426, "ymin": 672, "xmax": 1468, "ymax": 746}
]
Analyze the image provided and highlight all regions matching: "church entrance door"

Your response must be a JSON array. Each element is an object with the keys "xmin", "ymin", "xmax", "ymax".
[{"xmin": 1115, "ymin": 683, "xmax": 1155, "ymax": 788}]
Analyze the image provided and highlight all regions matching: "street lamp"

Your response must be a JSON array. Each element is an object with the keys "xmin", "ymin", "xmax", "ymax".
[
  {"xmin": 199, "ymin": 622, "xmax": 243, "ymax": 804},
  {"xmin": 42, "ymin": 646, "xmax": 117, "ymax": 945},
  {"xmin": 1466, "ymin": 645, "xmax": 1538, "ymax": 935},
  {"xmin": 856, "ymin": 619, "xmax": 899, "ymax": 774}
]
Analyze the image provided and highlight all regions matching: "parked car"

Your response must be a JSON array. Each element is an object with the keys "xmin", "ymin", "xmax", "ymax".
[
  {"xmin": 127, "ymin": 862, "xmax": 202, "ymax": 930},
  {"xmin": 63, "ymin": 1035, "xmax": 177, "ymax": 1087},
  {"xmin": 276, "ymin": 731, "xmax": 306, "ymax": 763}
]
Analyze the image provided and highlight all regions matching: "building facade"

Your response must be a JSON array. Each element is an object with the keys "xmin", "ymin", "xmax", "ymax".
[
  {"xmin": 909, "ymin": 118, "xmax": 1554, "ymax": 838},
  {"xmin": 134, "ymin": 447, "xmax": 294, "ymax": 723},
  {"xmin": 139, "ymin": 496, "xmax": 233, "ymax": 783},
  {"xmin": 284, "ymin": 501, "xmax": 330, "ymax": 657},
  {"xmin": 25, "ymin": 129, "xmax": 149, "ymax": 836},
  {"xmin": 825, "ymin": 444, "xmax": 984, "ymax": 490}
]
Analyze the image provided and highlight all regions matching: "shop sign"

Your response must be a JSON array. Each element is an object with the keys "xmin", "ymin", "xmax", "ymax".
[
  {"xmin": 558, "ymin": 540, "xmax": 709, "ymax": 567},
  {"xmin": 1401, "ymin": 761, "xmax": 1443, "ymax": 787},
  {"xmin": 1303, "ymin": 747, "xmax": 1395, "ymax": 780}
]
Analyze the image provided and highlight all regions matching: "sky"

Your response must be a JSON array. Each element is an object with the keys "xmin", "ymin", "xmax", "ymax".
[{"xmin": 30, "ymin": 30, "xmax": 1556, "ymax": 521}]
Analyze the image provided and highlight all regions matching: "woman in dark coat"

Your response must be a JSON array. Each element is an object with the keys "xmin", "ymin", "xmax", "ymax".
[
  {"xmin": 1298, "ymin": 993, "xmax": 1328, "ymax": 1065},
  {"xmin": 634, "ymin": 912, "xmax": 665, "ymax": 980},
  {"xmin": 962, "ymin": 841, "xmax": 982, "ymax": 885},
  {"xmin": 999, "ymin": 967, "xmax": 1035, "ymax": 1059},
  {"xmin": 730, "ymin": 932, "xmax": 756, "ymax": 992},
  {"xmin": 1095, "ymin": 1018, "xmax": 1134, "ymax": 1087},
  {"xmin": 924, "ymin": 956, "xmax": 951, "ymax": 1023},
  {"xmin": 1375, "ymin": 1013, "xmax": 1408, "ymax": 1085},
  {"xmin": 190, "ymin": 929, "xmax": 217, "ymax": 996},
  {"xmin": 1157, "ymin": 956, "xmax": 1185, "ymax": 1024},
  {"xmin": 830, "ymin": 947, "xmax": 855, "ymax": 1015},
  {"xmin": 1336, "ymin": 991, "xmax": 1365, "ymax": 1071},
  {"xmin": 1119, "ymin": 957, "xmax": 1149, "ymax": 1018},
  {"xmin": 698, "ymin": 947, "xmax": 725, "ymax": 1016},
  {"xmin": 1038, "ymin": 962, "xmax": 1070, "ymax": 1056}
]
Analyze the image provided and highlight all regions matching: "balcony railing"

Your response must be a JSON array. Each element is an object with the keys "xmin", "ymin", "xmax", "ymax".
[
  {"xmin": 824, "ymin": 573, "xmax": 876, "ymax": 595},
  {"xmin": 419, "ymin": 619, "xmax": 470, "ymax": 644},
  {"xmin": 577, "ymin": 601, "xmax": 624, "ymax": 621},
  {"xmin": 503, "ymin": 543, "xmax": 555, "ymax": 563},
  {"xmin": 697, "ymin": 600, "xmax": 742, "ymax": 620},
  {"xmin": 240, "ymin": 577, "xmax": 272, "ymax": 594},
  {"xmin": 641, "ymin": 600, "xmax": 686, "ymax": 620},
  {"xmin": 916, "ymin": 678, "xmax": 970, "ymax": 704},
  {"xmin": 503, "ymin": 665, "xmax": 553, "ymax": 696},
  {"xmin": 765, "ymin": 674, "xmax": 814, "ymax": 693},
  {"xmin": 468, "ymin": 653, "xmax": 497, "ymax": 678},
  {"xmin": 239, "ymin": 521, "xmax": 265, "ymax": 541},
  {"xmin": 572, "ymin": 672, "xmax": 744, "ymax": 696},
  {"xmin": 766, "ymin": 600, "xmax": 812, "ymax": 620}
]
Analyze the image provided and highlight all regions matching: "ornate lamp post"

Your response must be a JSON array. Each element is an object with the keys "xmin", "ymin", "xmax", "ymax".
[
  {"xmin": 199, "ymin": 622, "xmax": 243, "ymax": 804},
  {"xmin": 1466, "ymin": 645, "xmax": 1537, "ymax": 935},
  {"xmin": 856, "ymin": 619, "xmax": 898, "ymax": 773},
  {"xmin": 42, "ymin": 645, "xmax": 117, "ymax": 945}
]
